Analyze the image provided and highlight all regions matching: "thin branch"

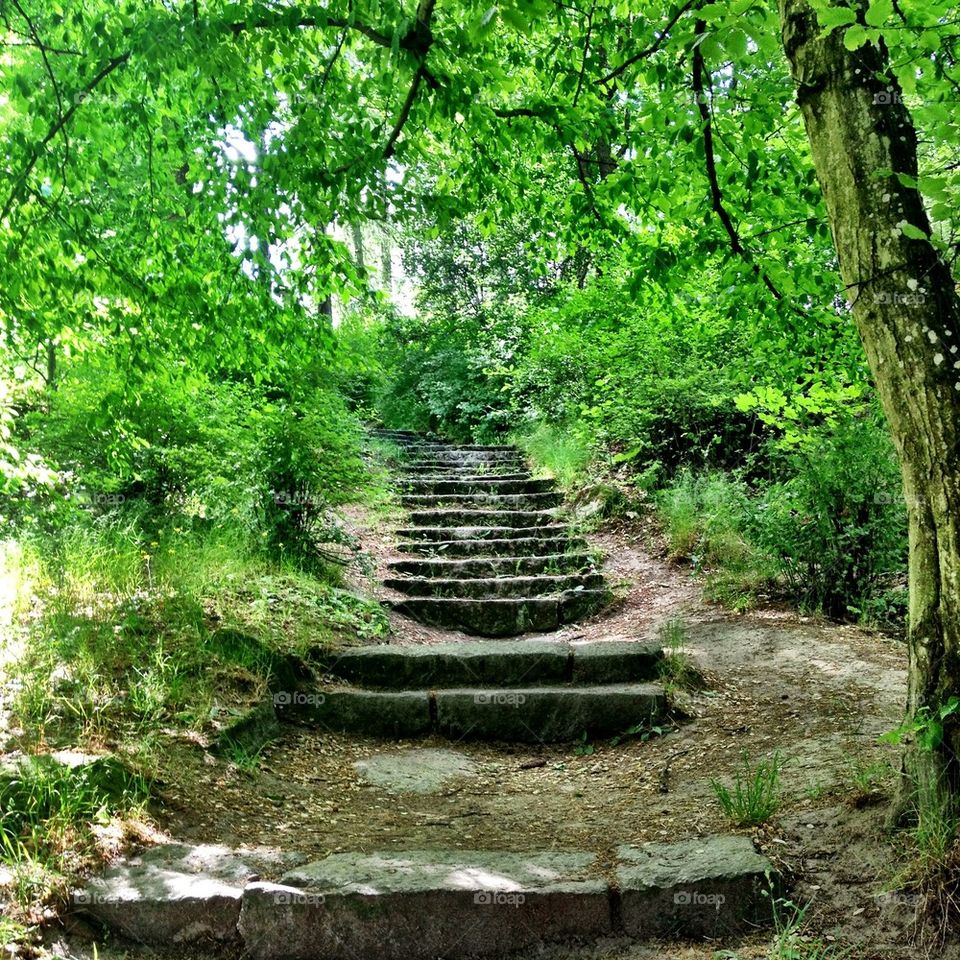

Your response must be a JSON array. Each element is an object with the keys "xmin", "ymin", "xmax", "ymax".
[
  {"xmin": 1, "ymin": 52, "xmax": 130, "ymax": 223},
  {"xmin": 383, "ymin": 66, "xmax": 425, "ymax": 159},
  {"xmin": 692, "ymin": 19, "xmax": 782, "ymax": 300},
  {"xmin": 599, "ymin": 0, "xmax": 694, "ymax": 86},
  {"xmin": 226, "ymin": 12, "xmax": 393, "ymax": 48},
  {"xmin": 572, "ymin": 2, "xmax": 596, "ymax": 107}
]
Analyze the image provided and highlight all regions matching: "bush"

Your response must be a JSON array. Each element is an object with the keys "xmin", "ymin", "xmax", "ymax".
[{"xmin": 753, "ymin": 414, "xmax": 906, "ymax": 618}]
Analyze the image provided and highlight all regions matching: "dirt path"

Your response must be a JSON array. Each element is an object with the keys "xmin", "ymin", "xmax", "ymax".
[{"xmin": 121, "ymin": 502, "xmax": 939, "ymax": 960}]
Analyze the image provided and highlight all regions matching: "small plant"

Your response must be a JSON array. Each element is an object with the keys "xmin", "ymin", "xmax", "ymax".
[
  {"xmin": 656, "ymin": 618, "xmax": 702, "ymax": 693},
  {"xmin": 573, "ymin": 732, "xmax": 595, "ymax": 756},
  {"xmin": 223, "ymin": 740, "xmax": 266, "ymax": 772},
  {"xmin": 714, "ymin": 897, "xmax": 850, "ymax": 960},
  {"xmin": 711, "ymin": 751, "xmax": 782, "ymax": 826},
  {"xmin": 608, "ymin": 721, "xmax": 673, "ymax": 747}
]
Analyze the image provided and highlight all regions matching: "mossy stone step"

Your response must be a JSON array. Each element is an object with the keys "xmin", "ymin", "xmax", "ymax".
[
  {"xmin": 383, "ymin": 572, "xmax": 606, "ymax": 599},
  {"xmin": 404, "ymin": 443, "xmax": 518, "ymax": 453},
  {"xmin": 395, "ymin": 524, "xmax": 572, "ymax": 542},
  {"xmin": 388, "ymin": 552, "xmax": 595, "ymax": 578},
  {"xmin": 400, "ymin": 478, "xmax": 554, "ymax": 495},
  {"xmin": 400, "ymin": 492, "xmax": 564, "ymax": 510},
  {"xmin": 399, "ymin": 471, "xmax": 534, "ymax": 484},
  {"xmin": 77, "ymin": 838, "xmax": 778, "ymax": 956},
  {"xmin": 396, "ymin": 536, "xmax": 589, "ymax": 557},
  {"xmin": 317, "ymin": 639, "xmax": 662, "ymax": 688},
  {"xmin": 390, "ymin": 590, "xmax": 608, "ymax": 636},
  {"xmin": 281, "ymin": 682, "xmax": 664, "ymax": 741},
  {"xmin": 400, "ymin": 462, "xmax": 530, "ymax": 479},
  {"xmin": 407, "ymin": 509, "xmax": 559, "ymax": 528}
]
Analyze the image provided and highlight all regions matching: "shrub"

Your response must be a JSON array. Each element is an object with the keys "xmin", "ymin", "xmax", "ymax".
[{"xmin": 753, "ymin": 414, "xmax": 906, "ymax": 618}]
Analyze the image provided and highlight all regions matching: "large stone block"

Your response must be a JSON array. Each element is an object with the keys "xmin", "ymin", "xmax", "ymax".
[{"xmin": 239, "ymin": 850, "xmax": 610, "ymax": 960}]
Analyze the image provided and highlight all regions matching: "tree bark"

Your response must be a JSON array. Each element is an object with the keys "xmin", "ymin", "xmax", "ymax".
[
  {"xmin": 778, "ymin": 0, "xmax": 960, "ymax": 821},
  {"xmin": 352, "ymin": 223, "xmax": 365, "ymax": 273}
]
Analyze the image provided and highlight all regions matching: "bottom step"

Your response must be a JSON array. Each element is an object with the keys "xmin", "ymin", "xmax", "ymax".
[
  {"xmin": 391, "ymin": 590, "xmax": 609, "ymax": 636},
  {"xmin": 281, "ymin": 683, "xmax": 666, "ymax": 742},
  {"xmin": 76, "ymin": 838, "xmax": 780, "ymax": 957}
]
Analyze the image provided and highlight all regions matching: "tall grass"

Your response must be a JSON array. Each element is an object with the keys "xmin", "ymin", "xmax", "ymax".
[
  {"xmin": 513, "ymin": 423, "xmax": 593, "ymax": 488},
  {"xmin": 656, "ymin": 471, "xmax": 777, "ymax": 609}
]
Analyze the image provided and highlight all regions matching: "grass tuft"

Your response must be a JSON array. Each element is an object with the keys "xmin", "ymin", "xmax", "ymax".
[{"xmin": 711, "ymin": 750, "xmax": 782, "ymax": 826}]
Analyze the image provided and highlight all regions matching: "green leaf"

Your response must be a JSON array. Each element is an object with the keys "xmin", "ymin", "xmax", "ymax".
[
  {"xmin": 816, "ymin": 6, "xmax": 858, "ymax": 33},
  {"xmin": 865, "ymin": 0, "xmax": 893, "ymax": 27}
]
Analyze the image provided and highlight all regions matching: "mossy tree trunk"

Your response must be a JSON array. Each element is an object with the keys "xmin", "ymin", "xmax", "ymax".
[{"xmin": 778, "ymin": 0, "xmax": 960, "ymax": 819}]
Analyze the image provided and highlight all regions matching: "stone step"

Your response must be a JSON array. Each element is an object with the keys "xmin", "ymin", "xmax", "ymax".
[
  {"xmin": 388, "ymin": 553, "xmax": 595, "ymax": 578},
  {"xmin": 396, "ymin": 536, "xmax": 589, "ymax": 557},
  {"xmin": 401, "ymin": 492, "xmax": 563, "ymax": 510},
  {"xmin": 400, "ymin": 471, "xmax": 534, "ymax": 484},
  {"xmin": 407, "ymin": 509, "xmax": 560, "ymax": 529},
  {"xmin": 318, "ymin": 639, "xmax": 662, "ymax": 688},
  {"xmin": 405, "ymin": 450, "xmax": 523, "ymax": 462},
  {"xmin": 404, "ymin": 462, "xmax": 528, "ymax": 475},
  {"xmin": 405, "ymin": 444, "xmax": 517, "ymax": 453},
  {"xmin": 395, "ymin": 525, "xmax": 572, "ymax": 542},
  {"xmin": 281, "ymin": 683, "xmax": 664, "ymax": 741},
  {"xmin": 402, "ymin": 464, "xmax": 530, "ymax": 476},
  {"xmin": 383, "ymin": 572, "xmax": 606, "ymax": 599},
  {"xmin": 369, "ymin": 430, "xmax": 424, "ymax": 440},
  {"xmin": 390, "ymin": 590, "xmax": 608, "ymax": 636},
  {"xmin": 75, "ymin": 838, "xmax": 779, "ymax": 955},
  {"xmin": 400, "ymin": 478, "xmax": 554, "ymax": 495}
]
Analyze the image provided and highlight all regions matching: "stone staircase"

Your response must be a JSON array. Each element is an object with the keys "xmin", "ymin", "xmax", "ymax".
[
  {"xmin": 279, "ymin": 639, "xmax": 667, "ymax": 742},
  {"xmin": 71, "ymin": 427, "xmax": 782, "ymax": 955},
  {"xmin": 373, "ymin": 429, "xmax": 609, "ymax": 637}
]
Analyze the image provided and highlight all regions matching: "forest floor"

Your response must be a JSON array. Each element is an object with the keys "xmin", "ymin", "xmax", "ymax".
[{"xmin": 59, "ymin": 506, "xmax": 943, "ymax": 960}]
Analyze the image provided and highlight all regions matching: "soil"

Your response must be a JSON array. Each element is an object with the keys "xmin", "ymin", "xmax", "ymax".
[{"xmin": 66, "ymin": 507, "xmax": 953, "ymax": 960}]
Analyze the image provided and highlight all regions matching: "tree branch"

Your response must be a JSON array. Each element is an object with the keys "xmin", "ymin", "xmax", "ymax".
[
  {"xmin": 692, "ymin": 19, "xmax": 782, "ymax": 300},
  {"xmin": 599, "ymin": 0, "xmax": 695, "ymax": 86},
  {"xmin": 383, "ymin": 66, "xmax": 425, "ymax": 159},
  {"xmin": 1, "ymin": 52, "xmax": 130, "ymax": 223}
]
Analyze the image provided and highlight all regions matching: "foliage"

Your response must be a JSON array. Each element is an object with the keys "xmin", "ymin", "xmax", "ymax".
[
  {"xmin": 754, "ymin": 413, "xmax": 906, "ymax": 619},
  {"xmin": 711, "ymin": 751, "xmax": 783, "ymax": 827},
  {"xmin": 655, "ymin": 618, "xmax": 703, "ymax": 694}
]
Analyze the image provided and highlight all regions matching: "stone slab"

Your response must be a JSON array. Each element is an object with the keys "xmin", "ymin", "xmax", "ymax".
[
  {"xmin": 277, "ymin": 689, "xmax": 431, "ymax": 737},
  {"xmin": 74, "ymin": 843, "xmax": 304, "ymax": 944},
  {"xmin": 353, "ymin": 748, "xmax": 478, "ymax": 793},
  {"xmin": 239, "ymin": 850, "xmax": 610, "ymax": 960},
  {"xmin": 434, "ymin": 684, "xmax": 666, "ymax": 743},
  {"xmin": 571, "ymin": 640, "xmax": 663, "ymax": 684},
  {"xmin": 617, "ymin": 835, "xmax": 779, "ymax": 938},
  {"xmin": 321, "ymin": 641, "xmax": 572, "ymax": 689}
]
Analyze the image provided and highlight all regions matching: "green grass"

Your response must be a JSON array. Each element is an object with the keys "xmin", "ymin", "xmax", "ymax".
[
  {"xmin": 716, "ymin": 897, "xmax": 850, "ymax": 959},
  {"xmin": 512, "ymin": 422, "xmax": 592, "ymax": 488},
  {"xmin": 711, "ymin": 750, "xmax": 783, "ymax": 826},
  {"xmin": 656, "ymin": 470, "xmax": 777, "ymax": 610},
  {"xmin": 1, "ymin": 509, "xmax": 391, "ymax": 945},
  {"xmin": 655, "ymin": 618, "xmax": 703, "ymax": 694}
]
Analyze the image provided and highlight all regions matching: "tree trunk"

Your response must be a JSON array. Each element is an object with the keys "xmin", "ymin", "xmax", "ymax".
[
  {"xmin": 381, "ymin": 227, "xmax": 393, "ymax": 296},
  {"xmin": 352, "ymin": 223, "xmax": 365, "ymax": 272},
  {"xmin": 777, "ymin": 0, "xmax": 960, "ymax": 822}
]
